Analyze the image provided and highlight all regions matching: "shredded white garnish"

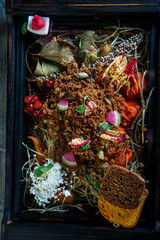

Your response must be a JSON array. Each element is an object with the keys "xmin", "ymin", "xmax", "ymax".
[{"xmin": 30, "ymin": 159, "xmax": 69, "ymax": 206}]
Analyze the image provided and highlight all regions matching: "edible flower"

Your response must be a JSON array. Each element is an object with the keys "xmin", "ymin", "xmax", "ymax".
[
  {"xmin": 100, "ymin": 129, "xmax": 126, "ymax": 143},
  {"xmin": 124, "ymin": 58, "xmax": 137, "ymax": 76},
  {"xmin": 85, "ymin": 101, "xmax": 97, "ymax": 116},
  {"xmin": 96, "ymin": 55, "xmax": 127, "ymax": 84},
  {"xmin": 69, "ymin": 138, "xmax": 91, "ymax": 147}
]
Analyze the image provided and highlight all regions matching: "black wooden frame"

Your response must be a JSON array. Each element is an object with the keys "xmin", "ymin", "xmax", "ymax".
[{"xmin": 6, "ymin": 0, "xmax": 160, "ymax": 15}]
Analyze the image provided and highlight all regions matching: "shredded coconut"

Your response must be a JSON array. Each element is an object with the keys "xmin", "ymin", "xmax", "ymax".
[{"xmin": 30, "ymin": 160, "xmax": 68, "ymax": 206}]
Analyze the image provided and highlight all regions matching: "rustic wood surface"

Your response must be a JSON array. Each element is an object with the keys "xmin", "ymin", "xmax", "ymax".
[
  {"xmin": 0, "ymin": 0, "xmax": 7, "ymax": 238},
  {"xmin": 1, "ymin": 1, "xmax": 160, "ymax": 239}
]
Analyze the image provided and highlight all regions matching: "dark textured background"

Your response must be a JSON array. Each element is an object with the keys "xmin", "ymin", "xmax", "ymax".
[{"xmin": 0, "ymin": 0, "xmax": 7, "ymax": 237}]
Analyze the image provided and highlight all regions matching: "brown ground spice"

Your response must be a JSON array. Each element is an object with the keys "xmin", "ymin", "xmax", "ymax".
[{"xmin": 43, "ymin": 60, "xmax": 130, "ymax": 171}]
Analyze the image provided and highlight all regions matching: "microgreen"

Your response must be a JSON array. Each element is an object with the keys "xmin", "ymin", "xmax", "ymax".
[
  {"xmin": 76, "ymin": 105, "xmax": 86, "ymax": 113},
  {"xmin": 81, "ymin": 143, "xmax": 89, "ymax": 150},
  {"xmin": 34, "ymin": 163, "xmax": 54, "ymax": 177}
]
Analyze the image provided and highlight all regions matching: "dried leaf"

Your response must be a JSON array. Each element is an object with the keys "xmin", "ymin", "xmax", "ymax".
[
  {"xmin": 34, "ymin": 59, "xmax": 62, "ymax": 76},
  {"xmin": 38, "ymin": 41, "xmax": 74, "ymax": 64},
  {"xmin": 34, "ymin": 59, "xmax": 43, "ymax": 76},
  {"xmin": 42, "ymin": 61, "xmax": 61, "ymax": 75}
]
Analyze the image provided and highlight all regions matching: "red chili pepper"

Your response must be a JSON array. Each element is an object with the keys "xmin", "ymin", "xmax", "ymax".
[
  {"xmin": 114, "ymin": 148, "xmax": 133, "ymax": 168},
  {"xmin": 122, "ymin": 72, "xmax": 146, "ymax": 99},
  {"xmin": 120, "ymin": 98, "xmax": 140, "ymax": 127},
  {"xmin": 28, "ymin": 136, "xmax": 46, "ymax": 166}
]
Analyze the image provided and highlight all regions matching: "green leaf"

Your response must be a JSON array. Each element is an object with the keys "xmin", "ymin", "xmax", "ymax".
[
  {"xmin": 21, "ymin": 21, "xmax": 28, "ymax": 35},
  {"xmin": 34, "ymin": 166, "xmax": 45, "ymax": 177},
  {"xmin": 107, "ymin": 124, "xmax": 113, "ymax": 130},
  {"xmin": 34, "ymin": 163, "xmax": 54, "ymax": 177},
  {"xmin": 45, "ymin": 163, "xmax": 54, "ymax": 172},
  {"xmin": 76, "ymin": 105, "xmax": 86, "ymax": 113},
  {"xmin": 81, "ymin": 143, "xmax": 89, "ymax": 150}
]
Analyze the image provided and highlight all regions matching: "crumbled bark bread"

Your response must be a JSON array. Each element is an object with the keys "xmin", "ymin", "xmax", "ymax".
[{"xmin": 99, "ymin": 165, "xmax": 145, "ymax": 209}]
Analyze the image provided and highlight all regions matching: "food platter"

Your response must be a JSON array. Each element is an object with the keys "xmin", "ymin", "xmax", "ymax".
[{"xmin": 20, "ymin": 15, "xmax": 152, "ymax": 228}]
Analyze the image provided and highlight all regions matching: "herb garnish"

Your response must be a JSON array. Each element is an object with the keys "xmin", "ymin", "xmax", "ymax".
[
  {"xmin": 34, "ymin": 163, "xmax": 54, "ymax": 177},
  {"xmin": 76, "ymin": 105, "xmax": 86, "ymax": 113}
]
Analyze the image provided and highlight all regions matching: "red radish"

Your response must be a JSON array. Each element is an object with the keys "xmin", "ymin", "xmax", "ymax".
[
  {"xmin": 101, "ymin": 129, "xmax": 126, "ymax": 143},
  {"xmin": 85, "ymin": 101, "xmax": 97, "ymax": 116},
  {"xmin": 105, "ymin": 110, "xmax": 121, "ymax": 127},
  {"xmin": 69, "ymin": 138, "xmax": 91, "ymax": 147},
  {"xmin": 57, "ymin": 98, "xmax": 68, "ymax": 111},
  {"xmin": 62, "ymin": 150, "xmax": 77, "ymax": 167}
]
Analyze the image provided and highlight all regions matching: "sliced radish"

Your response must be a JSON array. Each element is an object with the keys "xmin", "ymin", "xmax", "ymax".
[
  {"xmin": 27, "ymin": 15, "xmax": 50, "ymax": 35},
  {"xmin": 105, "ymin": 110, "xmax": 121, "ymax": 127},
  {"xmin": 100, "ymin": 129, "xmax": 126, "ymax": 143},
  {"xmin": 69, "ymin": 138, "xmax": 91, "ymax": 147},
  {"xmin": 57, "ymin": 98, "xmax": 68, "ymax": 111},
  {"xmin": 85, "ymin": 101, "xmax": 97, "ymax": 116},
  {"xmin": 62, "ymin": 150, "xmax": 77, "ymax": 167}
]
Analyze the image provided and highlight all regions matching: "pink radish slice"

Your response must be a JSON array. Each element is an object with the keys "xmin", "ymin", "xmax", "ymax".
[
  {"xmin": 62, "ymin": 150, "xmax": 77, "ymax": 167},
  {"xmin": 57, "ymin": 98, "xmax": 68, "ymax": 110},
  {"xmin": 105, "ymin": 110, "xmax": 121, "ymax": 127},
  {"xmin": 69, "ymin": 138, "xmax": 91, "ymax": 147}
]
